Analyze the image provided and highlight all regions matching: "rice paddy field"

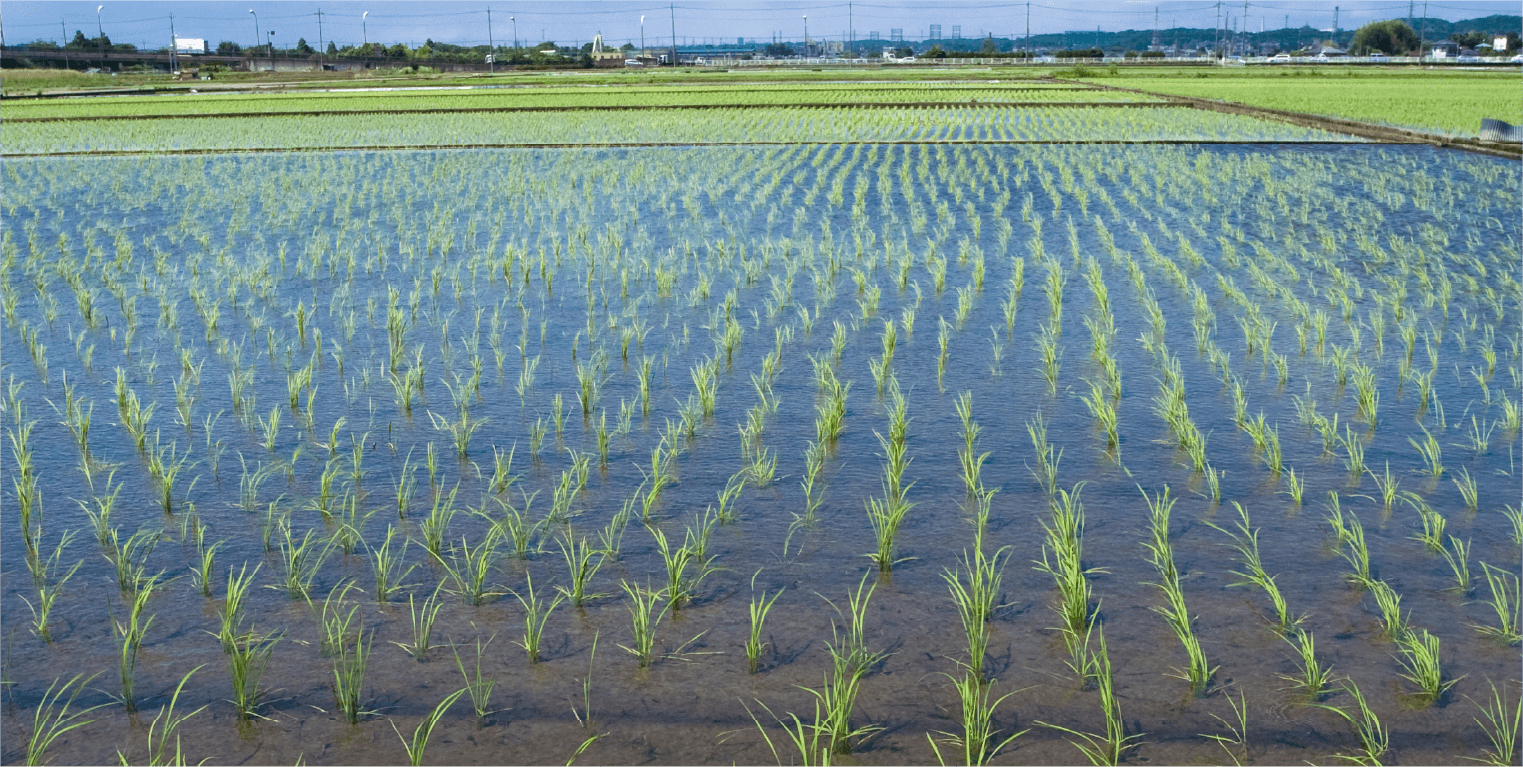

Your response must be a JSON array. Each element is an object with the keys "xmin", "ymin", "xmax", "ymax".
[
  {"xmin": 1, "ymin": 73, "xmax": 1520, "ymax": 767},
  {"xmin": 1091, "ymin": 69, "xmax": 1523, "ymax": 136}
]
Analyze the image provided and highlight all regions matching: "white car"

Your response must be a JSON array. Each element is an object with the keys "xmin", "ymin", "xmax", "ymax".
[
  {"xmin": 1368, "ymin": 53, "xmax": 1388, "ymax": 62},
  {"xmin": 1511, "ymin": 54, "xmax": 1522, "ymax": 62},
  {"xmin": 1268, "ymin": 54, "xmax": 1291, "ymax": 62},
  {"xmin": 901, "ymin": 56, "xmax": 916, "ymax": 63}
]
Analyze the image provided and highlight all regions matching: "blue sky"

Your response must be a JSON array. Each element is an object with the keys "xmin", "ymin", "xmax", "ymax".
[{"xmin": 6, "ymin": 0, "xmax": 1515, "ymax": 50}]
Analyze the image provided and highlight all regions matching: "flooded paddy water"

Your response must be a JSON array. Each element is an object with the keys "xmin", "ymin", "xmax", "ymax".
[{"xmin": 1, "ymin": 140, "xmax": 1519, "ymax": 765}]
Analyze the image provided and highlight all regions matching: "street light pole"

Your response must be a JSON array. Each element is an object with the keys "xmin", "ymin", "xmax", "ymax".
[
  {"xmin": 486, "ymin": 8, "xmax": 493, "ymax": 72},
  {"xmin": 510, "ymin": 16, "xmax": 516, "ymax": 51},
  {"xmin": 640, "ymin": 15, "xmax": 645, "ymax": 58},
  {"xmin": 361, "ymin": 10, "xmax": 368, "ymax": 55},
  {"xmin": 248, "ymin": 9, "xmax": 259, "ymax": 70},
  {"xmin": 802, "ymin": 14, "xmax": 808, "ymax": 59},
  {"xmin": 96, "ymin": 5, "xmax": 105, "ymax": 71}
]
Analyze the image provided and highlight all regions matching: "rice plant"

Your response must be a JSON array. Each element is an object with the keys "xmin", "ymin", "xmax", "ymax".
[
  {"xmin": 1395, "ymin": 628, "xmax": 1459, "ymax": 705},
  {"xmin": 510, "ymin": 573, "xmax": 564, "ymax": 663},
  {"xmin": 392, "ymin": 586, "xmax": 446, "ymax": 661},
  {"xmin": 555, "ymin": 534, "xmax": 608, "ymax": 607},
  {"xmin": 943, "ymin": 546, "xmax": 1010, "ymax": 680},
  {"xmin": 1209, "ymin": 502, "xmax": 1298, "ymax": 634},
  {"xmin": 1453, "ymin": 467, "xmax": 1479, "ymax": 512},
  {"xmin": 746, "ymin": 575, "xmax": 784, "ymax": 674},
  {"xmin": 330, "ymin": 624, "xmax": 373, "ymax": 724},
  {"xmin": 864, "ymin": 495, "xmax": 915, "ymax": 573},
  {"xmin": 367, "ymin": 524, "xmax": 416, "ymax": 603},
  {"xmin": 1279, "ymin": 628, "xmax": 1333, "ymax": 700},
  {"xmin": 113, "ymin": 576, "xmax": 162, "ymax": 713},
  {"xmin": 19, "ymin": 529, "xmax": 83, "ymax": 643},
  {"xmin": 120, "ymin": 666, "xmax": 205, "ymax": 767},
  {"xmin": 1409, "ymin": 427, "xmax": 1444, "ymax": 476},
  {"xmin": 1037, "ymin": 625, "xmax": 1141, "ymax": 766},
  {"xmin": 226, "ymin": 627, "xmax": 282, "ymax": 721},
  {"xmin": 451, "ymin": 634, "xmax": 497, "ymax": 721},
  {"xmin": 1313, "ymin": 681, "xmax": 1388, "ymax": 766},
  {"xmin": 391, "ymin": 687, "xmax": 465, "ymax": 766},
  {"xmin": 618, "ymin": 580, "xmax": 668, "ymax": 668},
  {"xmin": 1467, "ymin": 679, "xmax": 1521, "ymax": 766},
  {"xmin": 1475, "ymin": 562, "xmax": 1522, "ymax": 645},
  {"xmin": 1200, "ymin": 690, "xmax": 1250, "ymax": 767},
  {"xmin": 926, "ymin": 672, "xmax": 1030, "ymax": 767},
  {"xmin": 432, "ymin": 528, "xmax": 505, "ymax": 606},
  {"xmin": 24, "ymin": 674, "xmax": 103, "ymax": 767}
]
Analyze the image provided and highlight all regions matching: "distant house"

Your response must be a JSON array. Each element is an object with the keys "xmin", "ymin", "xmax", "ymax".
[{"xmin": 1431, "ymin": 41, "xmax": 1459, "ymax": 58}]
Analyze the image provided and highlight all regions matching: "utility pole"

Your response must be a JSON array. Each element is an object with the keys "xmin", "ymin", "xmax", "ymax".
[
  {"xmin": 486, "ymin": 8, "xmax": 493, "ymax": 72},
  {"xmin": 97, "ymin": 4, "xmax": 105, "ymax": 71},
  {"xmin": 1214, "ymin": 2, "xmax": 1222, "ymax": 62},
  {"xmin": 1024, "ymin": 1, "xmax": 1029, "ymax": 63},
  {"xmin": 62, "ymin": 19, "xmax": 70, "ymax": 69},
  {"xmin": 848, "ymin": 2, "xmax": 853, "ymax": 57},
  {"xmin": 1419, "ymin": 0, "xmax": 1427, "ymax": 61},
  {"xmin": 249, "ymin": 9, "xmax": 261, "ymax": 70},
  {"xmin": 1333, "ymin": 6, "xmax": 1339, "ymax": 47},
  {"xmin": 316, "ymin": 8, "xmax": 323, "ymax": 69},
  {"xmin": 169, "ymin": 12, "xmax": 177, "ymax": 72},
  {"xmin": 669, "ymin": 3, "xmax": 677, "ymax": 66},
  {"xmin": 1243, "ymin": 1, "xmax": 1249, "ymax": 55}
]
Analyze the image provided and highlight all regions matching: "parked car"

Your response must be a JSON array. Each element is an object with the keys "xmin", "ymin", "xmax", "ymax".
[
  {"xmin": 624, "ymin": 59, "xmax": 642, "ymax": 67},
  {"xmin": 1368, "ymin": 53, "xmax": 1388, "ymax": 62},
  {"xmin": 1268, "ymin": 54, "xmax": 1292, "ymax": 63}
]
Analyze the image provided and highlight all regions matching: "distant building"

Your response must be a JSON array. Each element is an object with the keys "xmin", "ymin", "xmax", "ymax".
[
  {"xmin": 1431, "ymin": 41, "xmax": 1459, "ymax": 58},
  {"xmin": 589, "ymin": 33, "xmax": 624, "ymax": 65}
]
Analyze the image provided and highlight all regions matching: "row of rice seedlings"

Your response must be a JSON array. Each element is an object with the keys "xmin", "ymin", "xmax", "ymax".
[
  {"xmin": 865, "ymin": 377, "xmax": 914, "ymax": 573},
  {"xmin": 1139, "ymin": 486, "xmax": 1214, "ymax": 696},
  {"xmin": 1033, "ymin": 480, "xmax": 1101, "ymax": 686},
  {"xmin": 5, "ymin": 105, "xmax": 1357, "ymax": 154},
  {"xmin": 1208, "ymin": 503, "xmax": 1298, "ymax": 633}
]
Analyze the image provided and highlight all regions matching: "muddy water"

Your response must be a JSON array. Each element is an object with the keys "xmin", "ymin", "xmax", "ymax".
[{"xmin": 1, "ymin": 142, "xmax": 1518, "ymax": 765}]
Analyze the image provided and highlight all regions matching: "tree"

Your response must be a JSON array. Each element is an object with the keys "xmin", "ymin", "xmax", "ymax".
[
  {"xmin": 1349, "ymin": 19, "xmax": 1419, "ymax": 54},
  {"xmin": 327, "ymin": 41, "xmax": 338, "ymax": 55},
  {"xmin": 295, "ymin": 37, "xmax": 315, "ymax": 54},
  {"xmin": 763, "ymin": 42, "xmax": 795, "ymax": 57},
  {"xmin": 1450, "ymin": 30, "xmax": 1487, "ymax": 48},
  {"xmin": 69, "ymin": 30, "xmax": 90, "ymax": 48},
  {"xmin": 924, "ymin": 44, "xmax": 947, "ymax": 59},
  {"xmin": 216, "ymin": 40, "xmax": 242, "ymax": 55},
  {"xmin": 981, "ymin": 36, "xmax": 998, "ymax": 55},
  {"xmin": 893, "ymin": 46, "xmax": 913, "ymax": 58},
  {"xmin": 386, "ymin": 43, "xmax": 408, "ymax": 58}
]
